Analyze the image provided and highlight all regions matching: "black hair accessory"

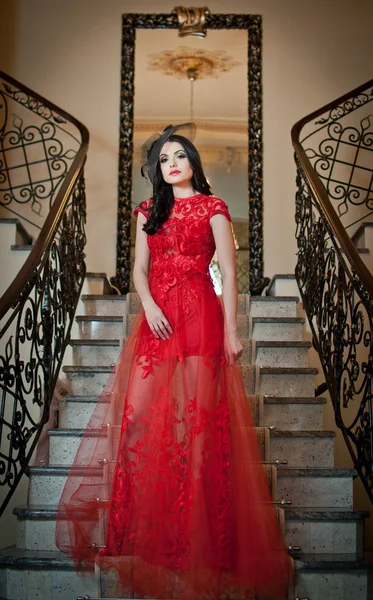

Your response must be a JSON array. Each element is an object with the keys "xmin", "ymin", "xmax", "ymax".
[{"xmin": 140, "ymin": 122, "xmax": 196, "ymax": 183}]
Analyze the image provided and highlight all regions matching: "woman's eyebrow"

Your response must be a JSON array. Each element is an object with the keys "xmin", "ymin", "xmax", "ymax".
[{"xmin": 160, "ymin": 150, "xmax": 184, "ymax": 158}]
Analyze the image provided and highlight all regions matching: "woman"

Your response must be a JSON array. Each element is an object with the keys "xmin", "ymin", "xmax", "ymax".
[{"xmin": 56, "ymin": 123, "xmax": 293, "ymax": 599}]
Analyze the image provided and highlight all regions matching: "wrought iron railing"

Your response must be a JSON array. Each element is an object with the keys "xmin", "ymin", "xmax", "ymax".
[
  {"xmin": 0, "ymin": 72, "xmax": 89, "ymax": 516},
  {"xmin": 292, "ymin": 79, "xmax": 373, "ymax": 503}
]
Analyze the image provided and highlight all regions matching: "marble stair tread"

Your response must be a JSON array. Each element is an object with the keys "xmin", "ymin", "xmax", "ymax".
[
  {"xmin": 270, "ymin": 430, "xmax": 335, "ymax": 438},
  {"xmin": 85, "ymin": 272, "xmax": 109, "ymax": 278},
  {"xmin": 250, "ymin": 295, "xmax": 300, "ymax": 302},
  {"xmin": 277, "ymin": 467, "xmax": 356, "ymax": 477},
  {"xmin": 81, "ymin": 294, "xmax": 124, "ymax": 300},
  {"xmin": 63, "ymin": 394, "xmax": 109, "ymax": 402},
  {"xmin": 48, "ymin": 426, "xmax": 332, "ymax": 437},
  {"xmin": 284, "ymin": 507, "xmax": 370, "ymax": 521},
  {"xmin": 14, "ymin": 504, "xmax": 369, "ymax": 522},
  {"xmin": 259, "ymin": 366, "xmax": 318, "ymax": 375},
  {"xmin": 75, "ymin": 315, "xmax": 123, "ymax": 322},
  {"xmin": 263, "ymin": 396, "xmax": 327, "ymax": 404},
  {"xmin": 62, "ymin": 365, "xmax": 318, "ymax": 374},
  {"xmin": 0, "ymin": 545, "xmax": 90, "ymax": 569},
  {"xmin": 10, "ymin": 244, "xmax": 33, "ymax": 250},
  {"xmin": 27, "ymin": 464, "xmax": 103, "ymax": 476},
  {"xmin": 252, "ymin": 316, "xmax": 305, "ymax": 323},
  {"xmin": 69, "ymin": 338, "xmax": 121, "ymax": 346},
  {"xmin": 293, "ymin": 552, "xmax": 373, "ymax": 569},
  {"xmin": 257, "ymin": 340, "xmax": 311, "ymax": 347},
  {"xmin": 62, "ymin": 365, "xmax": 115, "ymax": 374}
]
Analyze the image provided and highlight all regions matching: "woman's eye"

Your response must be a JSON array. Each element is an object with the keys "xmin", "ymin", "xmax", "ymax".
[
  {"xmin": 160, "ymin": 157, "xmax": 168, "ymax": 164},
  {"xmin": 176, "ymin": 153, "xmax": 186, "ymax": 159}
]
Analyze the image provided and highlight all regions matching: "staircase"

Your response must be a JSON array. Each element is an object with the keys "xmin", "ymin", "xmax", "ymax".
[
  {"xmin": 0, "ymin": 218, "xmax": 34, "ymax": 297},
  {"xmin": 0, "ymin": 269, "xmax": 371, "ymax": 600}
]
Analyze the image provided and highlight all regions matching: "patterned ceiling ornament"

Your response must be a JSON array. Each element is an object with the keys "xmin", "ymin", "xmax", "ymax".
[
  {"xmin": 172, "ymin": 6, "xmax": 211, "ymax": 38},
  {"xmin": 147, "ymin": 46, "xmax": 241, "ymax": 80}
]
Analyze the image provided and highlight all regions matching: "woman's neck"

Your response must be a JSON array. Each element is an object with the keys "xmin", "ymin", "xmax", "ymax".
[{"xmin": 172, "ymin": 182, "xmax": 196, "ymax": 198}]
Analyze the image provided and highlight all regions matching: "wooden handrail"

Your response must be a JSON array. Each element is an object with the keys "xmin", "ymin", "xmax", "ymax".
[
  {"xmin": 0, "ymin": 71, "xmax": 89, "ymax": 322},
  {"xmin": 291, "ymin": 78, "xmax": 373, "ymax": 299}
]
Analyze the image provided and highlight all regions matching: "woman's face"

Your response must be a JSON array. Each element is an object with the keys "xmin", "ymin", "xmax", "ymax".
[{"xmin": 159, "ymin": 141, "xmax": 193, "ymax": 186}]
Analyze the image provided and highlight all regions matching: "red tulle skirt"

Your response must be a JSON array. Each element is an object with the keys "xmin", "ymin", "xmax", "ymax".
[{"xmin": 56, "ymin": 275, "xmax": 294, "ymax": 599}]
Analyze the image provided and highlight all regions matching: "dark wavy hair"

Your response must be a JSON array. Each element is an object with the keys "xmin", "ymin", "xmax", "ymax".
[{"xmin": 140, "ymin": 134, "xmax": 212, "ymax": 235}]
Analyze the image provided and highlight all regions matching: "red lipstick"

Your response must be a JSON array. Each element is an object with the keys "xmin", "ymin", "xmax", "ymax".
[{"xmin": 169, "ymin": 170, "xmax": 181, "ymax": 175}]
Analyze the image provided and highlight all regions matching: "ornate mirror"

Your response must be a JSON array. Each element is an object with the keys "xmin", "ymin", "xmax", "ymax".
[{"xmin": 112, "ymin": 8, "xmax": 264, "ymax": 295}]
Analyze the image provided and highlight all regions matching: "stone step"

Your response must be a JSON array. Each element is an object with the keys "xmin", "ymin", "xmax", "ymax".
[
  {"xmin": 61, "ymin": 363, "xmax": 318, "ymax": 412},
  {"xmin": 58, "ymin": 394, "xmax": 325, "ymax": 432},
  {"xmin": 351, "ymin": 220, "xmax": 373, "ymax": 248},
  {"xmin": 81, "ymin": 294, "xmax": 127, "ymax": 316},
  {"xmin": 10, "ymin": 244, "xmax": 33, "ymax": 252},
  {"xmin": 249, "ymin": 295, "xmax": 300, "ymax": 318},
  {"xmin": 123, "ymin": 314, "xmax": 307, "ymax": 342},
  {"xmin": 1, "ymin": 546, "xmax": 371, "ymax": 600},
  {"xmin": 27, "ymin": 462, "xmax": 277, "ymax": 509},
  {"xmin": 0, "ymin": 546, "xmax": 97, "ymax": 600},
  {"xmin": 61, "ymin": 363, "xmax": 259, "ymax": 396},
  {"xmin": 0, "ymin": 217, "xmax": 34, "ymax": 245},
  {"xmin": 48, "ymin": 426, "xmax": 270, "ymax": 466},
  {"xmin": 126, "ymin": 292, "xmax": 300, "ymax": 318},
  {"xmin": 269, "ymin": 430, "xmax": 335, "ymax": 467},
  {"xmin": 258, "ymin": 366, "xmax": 318, "ymax": 397},
  {"xmin": 68, "ymin": 337, "xmax": 311, "ymax": 370},
  {"xmin": 70, "ymin": 339, "xmax": 122, "ymax": 366},
  {"xmin": 28, "ymin": 465, "xmax": 355, "ymax": 511},
  {"xmin": 255, "ymin": 340, "xmax": 311, "ymax": 368},
  {"xmin": 267, "ymin": 274, "xmax": 299, "ymax": 298},
  {"xmin": 283, "ymin": 507, "xmax": 367, "ymax": 556},
  {"xmin": 13, "ymin": 503, "xmax": 367, "ymax": 558},
  {"xmin": 48, "ymin": 425, "xmax": 333, "ymax": 468},
  {"xmin": 250, "ymin": 316, "xmax": 305, "ymax": 341},
  {"xmin": 277, "ymin": 468, "xmax": 355, "ymax": 508},
  {"xmin": 81, "ymin": 271, "xmax": 113, "ymax": 296},
  {"xmin": 124, "ymin": 313, "xmax": 250, "ymax": 338},
  {"xmin": 75, "ymin": 315, "xmax": 124, "ymax": 339},
  {"xmin": 262, "ymin": 396, "xmax": 325, "ymax": 431},
  {"xmin": 293, "ymin": 554, "xmax": 373, "ymax": 600},
  {"xmin": 61, "ymin": 365, "xmax": 116, "ymax": 395}
]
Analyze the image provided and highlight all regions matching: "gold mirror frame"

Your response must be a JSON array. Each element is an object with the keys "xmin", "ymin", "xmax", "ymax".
[{"xmin": 113, "ymin": 9, "xmax": 264, "ymax": 294}]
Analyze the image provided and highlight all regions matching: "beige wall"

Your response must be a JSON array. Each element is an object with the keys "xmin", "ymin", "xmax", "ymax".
[{"xmin": 1, "ymin": 0, "xmax": 373, "ymax": 547}]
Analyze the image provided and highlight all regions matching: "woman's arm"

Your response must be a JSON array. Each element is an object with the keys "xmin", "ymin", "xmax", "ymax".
[
  {"xmin": 133, "ymin": 214, "xmax": 172, "ymax": 340},
  {"xmin": 210, "ymin": 214, "xmax": 243, "ymax": 365}
]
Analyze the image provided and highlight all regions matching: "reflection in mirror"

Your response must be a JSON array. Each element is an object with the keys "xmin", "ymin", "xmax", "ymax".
[{"xmin": 130, "ymin": 29, "xmax": 248, "ymax": 292}]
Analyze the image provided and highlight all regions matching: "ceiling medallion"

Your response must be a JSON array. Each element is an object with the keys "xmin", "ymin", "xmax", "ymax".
[{"xmin": 147, "ymin": 46, "xmax": 241, "ymax": 80}]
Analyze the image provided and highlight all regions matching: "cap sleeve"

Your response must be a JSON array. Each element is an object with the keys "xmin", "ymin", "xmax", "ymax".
[
  {"xmin": 133, "ymin": 199, "xmax": 152, "ymax": 219},
  {"xmin": 209, "ymin": 197, "xmax": 232, "ymax": 222}
]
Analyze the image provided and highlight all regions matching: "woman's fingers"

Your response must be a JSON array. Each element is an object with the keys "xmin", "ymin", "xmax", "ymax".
[{"xmin": 150, "ymin": 316, "xmax": 173, "ymax": 339}]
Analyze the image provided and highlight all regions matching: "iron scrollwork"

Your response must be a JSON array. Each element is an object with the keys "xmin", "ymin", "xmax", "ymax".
[
  {"xmin": 113, "ymin": 10, "xmax": 264, "ymax": 295},
  {"xmin": 0, "ymin": 174, "xmax": 87, "ymax": 516},
  {"xmin": 299, "ymin": 86, "xmax": 373, "ymax": 230},
  {"xmin": 0, "ymin": 71, "xmax": 88, "ymax": 516},
  {"xmin": 294, "ymin": 79, "xmax": 373, "ymax": 501},
  {"xmin": 0, "ymin": 81, "xmax": 81, "ymax": 231}
]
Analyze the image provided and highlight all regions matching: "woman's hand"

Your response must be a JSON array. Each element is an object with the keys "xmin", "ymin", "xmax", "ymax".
[
  {"xmin": 224, "ymin": 328, "xmax": 243, "ymax": 366},
  {"xmin": 142, "ymin": 299, "xmax": 173, "ymax": 340}
]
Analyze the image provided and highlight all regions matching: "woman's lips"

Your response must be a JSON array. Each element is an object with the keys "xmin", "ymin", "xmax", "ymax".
[{"xmin": 169, "ymin": 170, "xmax": 181, "ymax": 175}]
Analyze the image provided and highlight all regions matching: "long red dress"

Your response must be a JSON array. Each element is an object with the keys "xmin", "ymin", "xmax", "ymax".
[{"xmin": 56, "ymin": 193, "xmax": 293, "ymax": 599}]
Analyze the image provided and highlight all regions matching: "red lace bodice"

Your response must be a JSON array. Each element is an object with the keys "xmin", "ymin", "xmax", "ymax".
[{"xmin": 134, "ymin": 194, "xmax": 231, "ymax": 301}]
